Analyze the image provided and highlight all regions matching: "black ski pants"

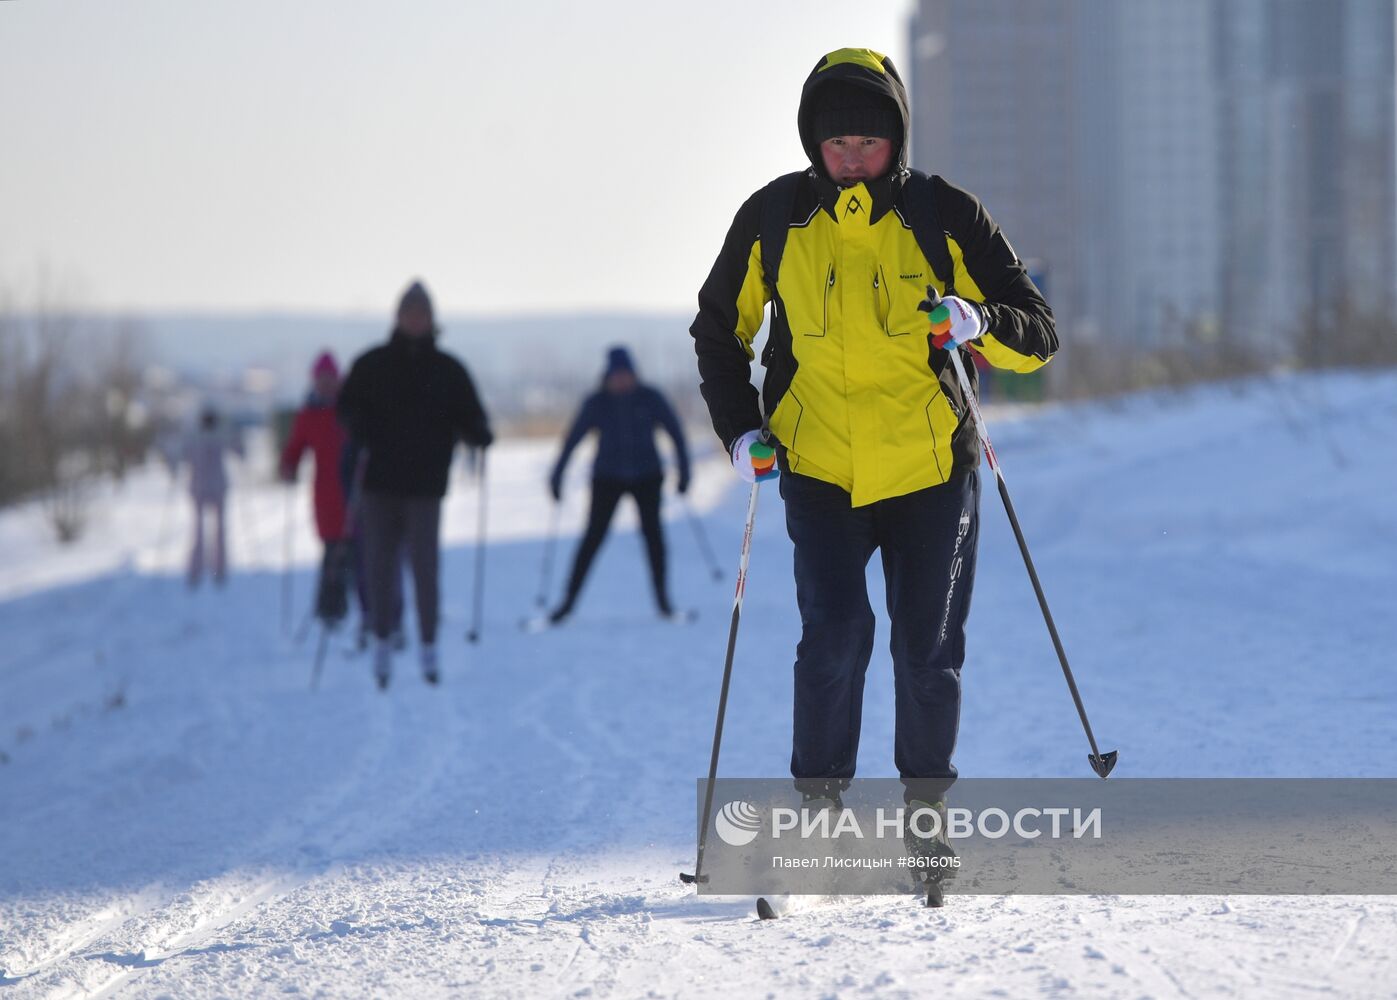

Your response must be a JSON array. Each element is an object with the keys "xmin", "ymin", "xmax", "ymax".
[
  {"xmin": 361, "ymin": 492, "xmax": 442, "ymax": 646},
  {"xmin": 561, "ymin": 475, "xmax": 670, "ymax": 613},
  {"xmin": 781, "ymin": 468, "xmax": 980, "ymax": 805}
]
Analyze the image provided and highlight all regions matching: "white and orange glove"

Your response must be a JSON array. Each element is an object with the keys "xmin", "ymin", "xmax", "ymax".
[
  {"xmin": 730, "ymin": 429, "xmax": 778, "ymax": 483},
  {"xmin": 918, "ymin": 286, "xmax": 983, "ymax": 350}
]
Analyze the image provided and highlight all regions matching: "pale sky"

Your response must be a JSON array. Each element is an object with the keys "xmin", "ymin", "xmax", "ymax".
[{"xmin": 0, "ymin": 0, "xmax": 913, "ymax": 317}]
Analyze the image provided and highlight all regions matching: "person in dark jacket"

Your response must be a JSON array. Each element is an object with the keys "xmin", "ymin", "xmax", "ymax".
[
  {"xmin": 547, "ymin": 347, "xmax": 691, "ymax": 624},
  {"xmin": 339, "ymin": 437, "xmax": 406, "ymax": 651},
  {"xmin": 337, "ymin": 280, "xmax": 493, "ymax": 688},
  {"xmin": 280, "ymin": 351, "xmax": 353, "ymax": 624}
]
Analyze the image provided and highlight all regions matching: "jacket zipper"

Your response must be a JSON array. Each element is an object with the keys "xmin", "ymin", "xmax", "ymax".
[
  {"xmin": 876, "ymin": 266, "xmax": 897, "ymax": 335},
  {"xmin": 823, "ymin": 263, "xmax": 835, "ymax": 336}
]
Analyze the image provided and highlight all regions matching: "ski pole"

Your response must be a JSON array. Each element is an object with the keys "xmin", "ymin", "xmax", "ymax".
[
  {"xmin": 294, "ymin": 603, "xmax": 317, "ymax": 645},
  {"xmin": 681, "ymin": 478, "xmax": 763, "ymax": 888},
  {"xmin": 281, "ymin": 482, "xmax": 295, "ymax": 636},
  {"xmin": 465, "ymin": 450, "xmax": 489, "ymax": 644},
  {"xmin": 312, "ymin": 451, "xmax": 369, "ymax": 690},
  {"xmin": 678, "ymin": 493, "xmax": 724, "ymax": 582},
  {"xmin": 535, "ymin": 501, "xmax": 561, "ymax": 609},
  {"xmin": 927, "ymin": 288, "xmax": 1117, "ymax": 778},
  {"xmin": 151, "ymin": 465, "xmax": 178, "ymax": 573},
  {"xmin": 231, "ymin": 447, "xmax": 262, "ymax": 570},
  {"xmin": 309, "ymin": 544, "xmax": 353, "ymax": 688},
  {"xmin": 309, "ymin": 619, "xmax": 333, "ymax": 691}
]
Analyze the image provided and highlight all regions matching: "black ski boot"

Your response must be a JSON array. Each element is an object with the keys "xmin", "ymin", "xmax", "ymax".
[{"xmin": 904, "ymin": 799, "xmax": 957, "ymax": 907}]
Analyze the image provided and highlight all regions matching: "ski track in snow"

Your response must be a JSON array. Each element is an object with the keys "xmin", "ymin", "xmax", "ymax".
[{"xmin": 3, "ymin": 374, "xmax": 1397, "ymax": 998}]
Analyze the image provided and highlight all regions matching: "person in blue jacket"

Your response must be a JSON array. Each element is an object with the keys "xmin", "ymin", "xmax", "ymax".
[{"xmin": 548, "ymin": 347, "xmax": 691, "ymax": 623}]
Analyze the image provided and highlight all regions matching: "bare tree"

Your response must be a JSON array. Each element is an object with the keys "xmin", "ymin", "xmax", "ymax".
[{"xmin": 0, "ymin": 275, "xmax": 155, "ymax": 541}]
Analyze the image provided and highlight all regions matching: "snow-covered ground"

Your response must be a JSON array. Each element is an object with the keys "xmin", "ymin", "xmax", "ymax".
[{"xmin": 2, "ymin": 371, "xmax": 1396, "ymax": 999}]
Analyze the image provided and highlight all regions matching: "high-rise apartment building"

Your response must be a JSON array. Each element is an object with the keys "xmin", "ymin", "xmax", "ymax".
[{"xmin": 909, "ymin": 0, "xmax": 1396, "ymax": 356}]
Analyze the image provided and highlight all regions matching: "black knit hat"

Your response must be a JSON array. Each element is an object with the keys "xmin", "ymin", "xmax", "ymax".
[
  {"xmin": 811, "ymin": 79, "xmax": 900, "ymax": 142},
  {"xmin": 605, "ymin": 346, "xmax": 635, "ymax": 376},
  {"xmin": 397, "ymin": 280, "xmax": 434, "ymax": 320}
]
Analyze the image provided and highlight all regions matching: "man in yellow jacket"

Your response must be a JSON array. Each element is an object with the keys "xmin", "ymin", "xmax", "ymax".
[{"xmin": 690, "ymin": 48, "xmax": 1057, "ymax": 816}]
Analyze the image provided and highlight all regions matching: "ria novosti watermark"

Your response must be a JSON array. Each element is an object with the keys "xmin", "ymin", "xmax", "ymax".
[
  {"xmin": 715, "ymin": 800, "xmax": 1101, "ymax": 846},
  {"xmin": 696, "ymin": 779, "xmax": 1397, "ymax": 896}
]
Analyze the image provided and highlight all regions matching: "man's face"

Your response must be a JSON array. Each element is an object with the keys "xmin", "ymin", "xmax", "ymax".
[
  {"xmin": 398, "ymin": 303, "xmax": 433, "ymax": 336},
  {"xmin": 820, "ymin": 136, "xmax": 895, "ymax": 187},
  {"xmin": 605, "ymin": 370, "xmax": 637, "ymax": 395},
  {"xmin": 313, "ymin": 371, "xmax": 339, "ymax": 400}
]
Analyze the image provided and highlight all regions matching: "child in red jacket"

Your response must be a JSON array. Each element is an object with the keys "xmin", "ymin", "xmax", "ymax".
[{"xmin": 280, "ymin": 352, "xmax": 353, "ymax": 624}]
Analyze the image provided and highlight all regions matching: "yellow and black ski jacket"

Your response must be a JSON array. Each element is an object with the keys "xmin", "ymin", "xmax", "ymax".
[{"xmin": 690, "ymin": 48, "xmax": 1058, "ymax": 507}]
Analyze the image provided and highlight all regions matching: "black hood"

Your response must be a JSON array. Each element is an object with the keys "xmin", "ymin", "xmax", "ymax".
[{"xmin": 797, "ymin": 48, "xmax": 911, "ymax": 183}]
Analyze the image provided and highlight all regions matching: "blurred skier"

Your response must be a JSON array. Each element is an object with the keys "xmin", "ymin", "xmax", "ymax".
[
  {"xmin": 690, "ymin": 49, "xmax": 1057, "ymax": 869},
  {"xmin": 340, "ymin": 437, "xmax": 406, "ymax": 651},
  {"xmin": 180, "ymin": 406, "xmax": 244, "ymax": 588},
  {"xmin": 279, "ymin": 351, "xmax": 353, "ymax": 626},
  {"xmin": 546, "ymin": 347, "xmax": 691, "ymax": 624},
  {"xmin": 338, "ymin": 280, "xmax": 494, "ymax": 689}
]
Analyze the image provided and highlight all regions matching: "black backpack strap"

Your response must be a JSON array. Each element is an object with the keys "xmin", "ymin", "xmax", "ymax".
[
  {"xmin": 759, "ymin": 171, "xmax": 805, "ymax": 296},
  {"xmin": 904, "ymin": 169, "xmax": 977, "ymax": 401},
  {"xmin": 901, "ymin": 169, "xmax": 957, "ymax": 297}
]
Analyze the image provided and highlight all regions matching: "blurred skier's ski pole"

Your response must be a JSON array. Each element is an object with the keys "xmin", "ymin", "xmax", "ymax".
[
  {"xmin": 534, "ymin": 501, "xmax": 561, "ymax": 609},
  {"xmin": 465, "ymin": 449, "xmax": 489, "ymax": 643},
  {"xmin": 311, "ymin": 449, "xmax": 367, "ymax": 690},
  {"xmin": 293, "ymin": 602, "xmax": 316, "ymax": 645},
  {"xmin": 230, "ymin": 443, "xmax": 263, "ymax": 570},
  {"xmin": 922, "ymin": 286, "xmax": 1117, "ymax": 779},
  {"xmin": 281, "ymin": 481, "xmax": 295, "ymax": 636},
  {"xmin": 309, "ymin": 543, "xmax": 351, "ymax": 690},
  {"xmin": 681, "ymin": 477, "xmax": 763, "ymax": 888},
  {"xmin": 151, "ymin": 459, "xmax": 179, "ymax": 572},
  {"xmin": 678, "ymin": 493, "xmax": 723, "ymax": 582}
]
